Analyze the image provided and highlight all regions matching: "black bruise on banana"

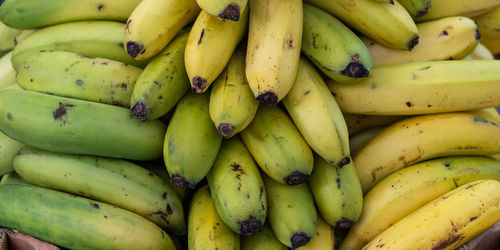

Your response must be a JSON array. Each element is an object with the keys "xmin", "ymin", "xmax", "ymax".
[
  {"xmin": 219, "ymin": 3, "xmax": 241, "ymax": 21},
  {"xmin": 340, "ymin": 54, "xmax": 369, "ymax": 78},
  {"xmin": 337, "ymin": 156, "xmax": 351, "ymax": 168},
  {"xmin": 126, "ymin": 41, "xmax": 144, "ymax": 58},
  {"xmin": 283, "ymin": 171, "xmax": 309, "ymax": 185},
  {"xmin": 218, "ymin": 123, "xmax": 235, "ymax": 137},
  {"xmin": 336, "ymin": 217, "xmax": 354, "ymax": 229},
  {"xmin": 191, "ymin": 76, "xmax": 207, "ymax": 93},
  {"xmin": 291, "ymin": 232, "xmax": 312, "ymax": 249},
  {"xmin": 238, "ymin": 216, "xmax": 263, "ymax": 236},
  {"xmin": 256, "ymin": 91, "xmax": 278, "ymax": 106},
  {"xmin": 197, "ymin": 29, "xmax": 205, "ymax": 45},
  {"xmin": 131, "ymin": 102, "xmax": 148, "ymax": 121},
  {"xmin": 53, "ymin": 102, "xmax": 75, "ymax": 120},
  {"xmin": 415, "ymin": 3, "xmax": 431, "ymax": 18},
  {"xmin": 476, "ymin": 29, "xmax": 481, "ymax": 40},
  {"xmin": 171, "ymin": 174, "xmax": 196, "ymax": 189},
  {"xmin": 407, "ymin": 35, "xmax": 420, "ymax": 51},
  {"xmin": 97, "ymin": 4, "xmax": 104, "ymax": 11}
]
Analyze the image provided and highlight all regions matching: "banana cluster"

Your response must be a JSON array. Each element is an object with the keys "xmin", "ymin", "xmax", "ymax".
[{"xmin": 0, "ymin": 0, "xmax": 500, "ymax": 249}]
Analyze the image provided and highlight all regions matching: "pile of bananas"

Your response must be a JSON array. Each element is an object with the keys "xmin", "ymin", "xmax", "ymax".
[{"xmin": 0, "ymin": 0, "xmax": 500, "ymax": 249}]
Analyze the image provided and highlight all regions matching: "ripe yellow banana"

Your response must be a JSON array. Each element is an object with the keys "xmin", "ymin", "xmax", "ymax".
[
  {"xmin": 353, "ymin": 112, "xmax": 500, "ymax": 193},
  {"xmin": 305, "ymin": 0, "xmax": 418, "ymax": 50},
  {"xmin": 416, "ymin": 0, "xmax": 500, "ymax": 22},
  {"xmin": 349, "ymin": 126, "xmax": 385, "ymax": 154},
  {"xmin": 328, "ymin": 60, "xmax": 500, "ymax": 115},
  {"xmin": 0, "ymin": 51, "xmax": 16, "ymax": 90},
  {"xmin": 297, "ymin": 215, "xmax": 335, "ymax": 250},
  {"xmin": 196, "ymin": 0, "xmax": 248, "ymax": 21},
  {"xmin": 363, "ymin": 179, "xmax": 500, "ymax": 250},
  {"xmin": 364, "ymin": 16, "xmax": 479, "ymax": 67},
  {"xmin": 185, "ymin": 8, "xmax": 248, "ymax": 93},
  {"xmin": 476, "ymin": 6, "xmax": 500, "ymax": 40},
  {"xmin": 398, "ymin": 0, "xmax": 432, "ymax": 18},
  {"xmin": 0, "ymin": 21, "xmax": 21, "ymax": 51},
  {"xmin": 241, "ymin": 223, "xmax": 287, "ymax": 250},
  {"xmin": 246, "ymin": 0, "xmax": 303, "ymax": 106},
  {"xmin": 481, "ymin": 38, "xmax": 500, "ymax": 59},
  {"xmin": 468, "ymin": 107, "xmax": 500, "ymax": 123},
  {"xmin": 342, "ymin": 156, "xmax": 500, "ymax": 250},
  {"xmin": 123, "ymin": 0, "xmax": 200, "ymax": 60},
  {"xmin": 464, "ymin": 42, "xmax": 495, "ymax": 60},
  {"xmin": 343, "ymin": 113, "xmax": 408, "ymax": 136}
]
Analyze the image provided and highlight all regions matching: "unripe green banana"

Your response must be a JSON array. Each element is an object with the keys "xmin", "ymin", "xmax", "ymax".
[
  {"xmin": 15, "ymin": 50, "xmax": 142, "ymax": 107},
  {"xmin": 0, "ymin": 130, "xmax": 24, "ymax": 176},
  {"xmin": 398, "ymin": 0, "xmax": 432, "ymax": 18},
  {"xmin": 0, "ymin": 51, "xmax": 16, "ymax": 90},
  {"xmin": 0, "ymin": 171, "xmax": 27, "ymax": 185},
  {"xmin": 209, "ymin": 44, "xmax": 259, "ymax": 138},
  {"xmin": 241, "ymin": 223, "xmax": 287, "ymax": 250},
  {"xmin": 139, "ymin": 159, "xmax": 191, "ymax": 203},
  {"xmin": 0, "ymin": 21, "xmax": 21, "ymax": 51},
  {"xmin": 207, "ymin": 137, "xmax": 267, "ymax": 236},
  {"xmin": 164, "ymin": 92, "xmax": 223, "ymax": 189},
  {"xmin": 301, "ymin": 4, "xmax": 372, "ymax": 83},
  {"xmin": 0, "ymin": 88, "xmax": 166, "ymax": 160},
  {"xmin": 196, "ymin": 0, "xmax": 248, "ymax": 21},
  {"xmin": 240, "ymin": 106, "xmax": 314, "ymax": 185}
]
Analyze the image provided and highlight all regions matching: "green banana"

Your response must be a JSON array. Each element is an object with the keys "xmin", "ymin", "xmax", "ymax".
[
  {"xmin": 0, "ymin": 88, "xmax": 166, "ymax": 160},
  {"xmin": 139, "ymin": 159, "xmax": 191, "ymax": 202},
  {"xmin": 0, "ymin": 51, "xmax": 16, "ymax": 90},
  {"xmin": 241, "ymin": 223, "xmax": 287, "ymax": 250},
  {"xmin": 0, "ymin": 184, "xmax": 175, "ymax": 249},
  {"xmin": 196, "ymin": 0, "xmax": 248, "ymax": 21},
  {"xmin": 240, "ymin": 106, "xmax": 314, "ymax": 185},
  {"xmin": 0, "ymin": 130, "xmax": 23, "ymax": 176},
  {"xmin": 0, "ymin": 172, "xmax": 28, "ymax": 185},
  {"xmin": 15, "ymin": 50, "xmax": 143, "ymax": 107},
  {"xmin": 398, "ymin": 0, "xmax": 432, "ymax": 18},
  {"xmin": 301, "ymin": 4, "xmax": 372, "ymax": 83},
  {"xmin": 209, "ymin": 44, "xmax": 259, "ymax": 138},
  {"xmin": 164, "ymin": 92, "xmax": 223, "ymax": 189},
  {"xmin": 207, "ymin": 137, "xmax": 267, "ymax": 236},
  {"xmin": 264, "ymin": 175, "xmax": 317, "ymax": 249},
  {"xmin": 0, "ymin": 21, "xmax": 21, "ymax": 51},
  {"xmin": 130, "ymin": 29, "xmax": 190, "ymax": 121}
]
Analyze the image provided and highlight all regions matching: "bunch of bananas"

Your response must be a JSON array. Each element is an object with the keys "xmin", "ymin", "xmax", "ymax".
[{"xmin": 0, "ymin": 0, "xmax": 499, "ymax": 249}]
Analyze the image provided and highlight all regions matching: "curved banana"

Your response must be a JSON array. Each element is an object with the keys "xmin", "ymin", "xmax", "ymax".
[
  {"xmin": 416, "ymin": 0, "xmax": 500, "ymax": 22},
  {"xmin": 349, "ymin": 126, "xmax": 385, "ymax": 154},
  {"xmin": 0, "ymin": 51, "xmax": 16, "ymax": 90},
  {"xmin": 240, "ymin": 106, "xmax": 314, "ymax": 185},
  {"xmin": 464, "ymin": 42, "xmax": 494, "ymax": 60},
  {"xmin": 342, "ymin": 156, "xmax": 500, "ymax": 250},
  {"xmin": 328, "ymin": 60, "xmax": 500, "ymax": 115},
  {"xmin": 481, "ymin": 38, "xmax": 500, "ymax": 59},
  {"xmin": 352, "ymin": 112, "xmax": 500, "ymax": 193},
  {"xmin": 0, "ymin": 21, "xmax": 21, "ymax": 51},
  {"xmin": 196, "ymin": 0, "xmax": 248, "ymax": 21},
  {"xmin": 246, "ymin": 0, "xmax": 303, "ymax": 106},
  {"xmin": 241, "ymin": 223, "xmax": 287, "ymax": 250},
  {"xmin": 398, "ymin": 0, "xmax": 432, "ymax": 18},
  {"xmin": 185, "ymin": 8, "xmax": 248, "ymax": 93},
  {"xmin": 304, "ymin": 0, "xmax": 418, "ymax": 50},
  {"xmin": 124, "ymin": 0, "xmax": 200, "ymax": 60},
  {"xmin": 297, "ymin": 215, "xmax": 335, "ymax": 250},
  {"xmin": 476, "ymin": 6, "xmax": 500, "ymax": 40},
  {"xmin": 343, "ymin": 113, "xmax": 408, "ymax": 136}
]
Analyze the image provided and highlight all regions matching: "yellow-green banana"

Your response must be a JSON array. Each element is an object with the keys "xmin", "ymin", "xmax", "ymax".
[
  {"xmin": 353, "ymin": 112, "xmax": 500, "ymax": 194},
  {"xmin": 365, "ymin": 16, "xmax": 479, "ymax": 67},
  {"xmin": 15, "ymin": 50, "xmax": 142, "ymax": 107},
  {"xmin": 398, "ymin": 0, "xmax": 432, "ymax": 18},
  {"xmin": 0, "ymin": 51, "xmax": 16, "ymax": 90},
  {"xmin": 207, "ymin": 137, "xmax": 267, "ymax": 236},
  {"xmin": 416, "ymin": 0, "xmax": 500, "ymax": 22},
  {"xmin": 0, "ymin": 21, "xmax": 21, "ymax": 51},
  {"xmin": 0, "ymin": 130, "xmax": 23, "ymax": 176},
  {"xmin": 0, "ymin": 172, "xmax": 27, "ymax": 185},
  {"xmin": 209, "ymin": 44, "xmax": 259, "ymax": 138},
  {"xmin": 476, "ymin": 6, "xmax": 500, "ymax": 40},
  {"xmin": 164, "ymin": 92, "xmax": 223, "ymax": 189},
  {"xmin": 240, "ymin": 106, "xmax": 314, "ymax": 185},
  {"xmin": 196, "ymin": 0, "xmax": 248, "ymax": 21},
  {"xmin": 343, "ymin": 113, "xmax": 408, "ymax": 136},
  {"xmin": 297, "ymin": 215, "xmax": 335, "ymax": 250},
  {"xmin": 130, "ymin": 30, "xmax": 190, "ymax": 121},
  {"xmin": 363, "ymin": 179, "xmax": 500, "ymax": 250},
  {"xmin": 305, "ymin": 0, "xmax": 418, "ymax": 50},
  {"xmin": 0, "ymin": 184, "xmax": 175, "ymax": 249},
  {"xmin": 465, "ymin": 42, "xmax": 495, "ymax": 60},
  {"xmin": 349, "ymin": 126, "xmax": 385, "ymax": 154},
  {"xmin": 328, "ymin": 60, "xmax": 500, "ymax": 115},
  {"xmin": 188, "ymin": 185, "xmax": 240, "ymax": 250},
  {"xmin": 124, "ymin": 0, "xmax": 200, "ymax": 60},
  {"xmin": 481, "ymin": 38, "xmax": 500, "ymax": 59},
  {"xmin": 185, "ymin": 8, "xmax": 248, "ymax": 93},
  {"xmin": 342, "ymin": 156, "xmax": 500, "ymax": 250},
  {"xmin": 264, "ymin": 175, "xmax": 317, "ymax": 249},
  {"xmin": 245, "ymin": 0, "xmax": 303, "ymax": 106},
  {"xmin": 0, "ymin": 88, "xmax": 166, "ymax": 160},
  {"xmin": 241, "ymin": 223, "xmax": 287, "ymax": 250},
  {"xmin": 139, "ymin": 159, "xmax": 191, "ymax": 203},
  {"xmin": 301, "ymin": 4, "xmax": 372, "ymax": 83}
]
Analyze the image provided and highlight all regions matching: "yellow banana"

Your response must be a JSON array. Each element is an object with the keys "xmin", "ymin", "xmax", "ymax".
[
  {"xmin": 0, "ymin": 51, "xmax": 16, "ymax": 90},
  {"xmin": 343, "ymin": 113, "xmax": 408, "ymax": 136},
  {"xmin": 196, "ymin": 0, "xmax": 248, "ymax": 21},
  {"xmin": 349, "ymin": 126, "xmax": 385, "ymax": 154},
  {"xmin": 0, "ymin": 21, "xmax": 21, "ymax": 51},
  {"xmin": 416, "ymin": 0, "xmax": 500, "ymax": 22},
  {"xmin": 370, "ymin": 0, "xmax": 394, "ymax": 4},
  {"xmin": 245, "ymin": 0, "xmax": 303, "ymax": 106},
  {"xmin": 481, "ymin": 38, "xmax": 500, "ymax": 59},
  {"xmin": 464, "ymin": 42, "xmax": 495, "ymax": 60},
  {"xmin": 398, "ymin": 0, "xmax": 432, "ymax": 18},
  {"xmin": 468, "ymin": 107, "xmax": 500, "ymax": 123},
  {"xmin": 241, "ymin": 223, "xmax": 287, "ymax": 250},
  {"xmin": 476, "ymin": 6, "xmax": 500, "ymax": 40},
  {"xmin": 297, "ymin": 215, "xmax": 335, "ymax": 250}
]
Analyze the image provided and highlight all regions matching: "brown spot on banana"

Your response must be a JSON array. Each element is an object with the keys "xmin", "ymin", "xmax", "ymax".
[{"xmin": 219, "ymin": 3, "xmax": 240, "ymax": 21}]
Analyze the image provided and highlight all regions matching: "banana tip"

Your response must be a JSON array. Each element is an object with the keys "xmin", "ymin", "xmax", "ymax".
[
  {"xmin": 283, "ymin": 171, "xmax": 309, "ymax": 185},
  {"xmin": 336, "ymin": 218, "xmax": 355, "ymax": 229},
  {"xmin": 218, "ymin": 123, "xmax": 235, "ymax": 138},
  {"xmin": 170, "ymin": 174, "xmax": 196, "ymax": 189},
  {"xmin": 191, "ymin": 77, "xmax": 207, "ymax": 93},
  {"xmin": 219, "ymin": 3, "xmax": 240, "ymax": 21},
  {"xmin": 238, "ymin": 216, "xmax": 263, "ymax": 236},
  {"xmin": 415, "ymin": 3, "xmax": 431, "ymax": 18},
  {"xmin": 256, "ymin": 92, "xmax": 278, "ymax": 106},
  {"xmin": 130, "ymin": 102, "xmax": 148, "ymax": 121},
  {"xmin": 475, "ymin": 29, "xmax": 481, "ymax": 40},
  {"xmin": 407, "ymin": 35, "xmax": 419, "ymax": 51},
  {"xmin": 126, "ymin": 41, "xmax": 143, "ymax": 59},
  {"xmin": 341, "ymin": 60, "xmax": 370, "ymax": 79},
  {"xmin": 291, "ymin": 232, "xmax": 312, "ymax": 249}
]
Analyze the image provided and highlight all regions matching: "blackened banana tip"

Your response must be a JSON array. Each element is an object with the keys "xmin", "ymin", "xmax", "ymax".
[
  {"xmin": 415, "ymin": 3, "xmax": 431, "ymax": 18},
  {"xmin": 218, "ymin": 123, "xmax": 235, "ymax": 138},
  {"xmin": 336, "ymin": 218, "xmax": 355, "ymax": 229},
  {"xmin": 341, "ymin": 62, "xmax": 370, "ymax": 78},
  {"xmin": 238, "ymin": 216, "xmax": 263, "ymax": 236},
  {"xmin": 130, "ymin": 102, "xmax": 148, "ymax": 122},
  {"xmin": 126, "ymin": 41, "xmax": 143, "ymax": 59},
  {"xmin": 192, "ymin": 76, "xmax": 207, "ymax": 93},
  {"xmin": 284, "ymin": 171, "xmax": 309, "ymax": 185},
  {"xmin": 171, "ymin": 174, "xmax": 196, "ymax": 189},
  {"xmin": 256, "ymin": 91, "xmax": 278, "ymax": 106},
  {"xmin": 407, "ymin": 35, "xmax": 419, "ymax": 51},
  {"xmin": 219, "ymin": 3, "xmax": 240, "ymax": 21},
  {"xmin": 290, "ymin": 232, "xmax": 311, "ymax": 249},
  {"xmin": 475, "ymin": 29, "xmax": 481, "ymax": 40}
]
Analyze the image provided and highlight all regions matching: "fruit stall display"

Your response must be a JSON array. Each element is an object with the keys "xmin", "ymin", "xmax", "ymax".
[{"xmin": 0, "ymin": 0, "xmax": 500, "ymax": 249}]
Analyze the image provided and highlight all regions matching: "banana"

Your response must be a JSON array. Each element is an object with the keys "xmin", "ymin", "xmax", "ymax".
[
  {"xmin": 0, "ymin": 184, "xmax": 175, "ymax": 249},
  {"xmin": 0, "ymin": 51, "xmax": 16, "ymax": 90},
  {"xmin": 364, "ymin": 16, "xmax": 479, "ymax": 67},
  {"xmin": 301, "ymin": 4, "xmax": 372, "ymax": 83},
  {"xmin": 15, "ymin": 50, "xmax": 142, "ymax": 107},
  {"xmin": 139, "ymin": 159, "xmax": 191, "ymax": 202},
  {"xmin": 481, "ymin": 38, "xmax": 500, "ymax": 59},
  {"xmin": 188, "ymin": 185, "xmax": 240, "ymax": 250},
  {"xmin": 11, "ymin": 21, "xmax": 147, "ymax": 68},
  {"xmin": 305, "ymin": 0, "xmax": 418, "ymax": 50},
  {"xmin": 130, "ymin": 30, "xmax": 190, "ymax": 121},
  {"xmin": 210, "ymin": 44, "xmax": 259, "ymax": 138},
  {"xmin": 343, "ymin": 113, "xmax": 408, "ymax": 136},
  {"xmin": 328, "ymin": 60, "xmax": 500, "ymax": 115},
  {"xmin": 185, "ymin": 8, "xmax": 248, "ymax": 93},
  {"xmin": 363, "ymin": 179, "xmax": 500, "ymax": 250},
  {"xmin": 476, "ymin": 6, "xmax": 500, "ymax": 40},
  {"xmin": 264, "ymin": 175, "xmax": 317, "ymax": 249},
  {"xmin": 0, "ymin": 21, "xmax": 21, "ymax": 51},
  {"xmin": 13, "ymin": 147, "xmax": 186, "ymax": 235},
  {"xmin": 370, "ymin": 0, "xmax": 394, "ymax": 3},
  {"xmin": 352, "ymin": 112, "xmax": 500, "ymax": 193},
  {"xmin": 241, "ymin": 223, "xmax": 287, "ymax": 250},
  {"xmin": 468, "ymin": 107, "xmax": 500, "ymax": 123},
  {"xmin": 124, "ymin": 0, "xmax": 200, "ymax": 60},
  {"xmin": 416, "ymin": 0, "xmax": 500, "ymax": 22},
  {"xmin": 0, "ymin": 88, "xmax": 166, "ymax": 161},
  {"xmin": 464, "ymin": 42, "xmax": 494, "ymax": 60},
  {"xmin": 196, "ymin": 0, "xmax": 248, "ymax": 21},
  {"xmin": 245, "ymin": 0, "xmax": 303, "ymax": 106},
  {"xmin": 0, "ymin": 130, "xmax": 23, "ymax": 176},
  {"xmin": 207, "ymin": 137, "xmax": 267, "ymax": 236},
  {"xmin": 164, "ymin": 92, "xmax": 223, "ymax": 189},
  {"xmin": 0, "ymin": 172, "xmax": 27, "ymax": 185},
  {"xmin": 297, "ymin": 215, "xmax": 335, "ymax": 250},
  {"xmin": 342, "ymin": 156, "xmax": 500, "ymax": 250},
  {"xmin": 398, "ymin": 0, "xmax": 432, "ymax": 18},
  {"xmin": 240, "ymin": 106, "xmax": 314, "ymax": 185},
  {"xmin": 349, "ymin": 126, "xmax": 385, "ymax": 154}
]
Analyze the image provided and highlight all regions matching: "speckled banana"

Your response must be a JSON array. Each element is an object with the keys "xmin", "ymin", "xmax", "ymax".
[
  {"xmin": 353, "ymin": 112, "xmax": 500, "ymax": 194},
  {"xmin": 196, "ymin": 0, "xmax": 248, "ymax": 21},
  {"xmin": 364, "ymin": 16, "xmax": 479, "ymax": 67},
  {"xmin": 0, "ymin": 51, "xmax": 16, "ymax": 90},
  {"xmin": 241, "ymin": 223, "xmax": 287, "ymax": 250},
  {"xmin": 0, "ymin": 21, "xmax": 21, "ymax": 52},
  {"xmin": 398, "ymin": 0, "xmax": 432, "ymax": 18},
  {"xmin": 328, "ymin": 60, "xmax": 500, "ymax": 115},
  {"xmin": 207, "ymin": 137, "xmax": 267, "ymax": 236},
  {"xmin": 301, "ymin": 4, "xmax": 371, "ymax": 83},
  {"xmin": 124, "ymin": 0, "xmax": 200, "ymax": 60},
  {"xmin": 130, "ymin": 30, "xmax": 190, "ymax": 121},
  {"xmin": 245, "ymin": 0, "xmax": 303, "ymax": 106},
  {"xmin": 464, "ymin": 42, "xmax": 495, "ymax": 60},
  {"xmin": 304, "ymin": 0, "xmax": 418, "ymax": 50},
  {"xmin": 209, "ymin": 44, "xmax": 259, "ymax": 138},
  {"xmin": 297, "ymin": 215, "xmax": 335, "ymax": 250},
  {"xmin": 240, "ymin": 106, "xmax": 314, "ymax": 185},
  {"xmin": 363, "ymin": 179, "xmax": 500, "ymax": 250},
  {"xmin": 349, "ymin": 126, "xmax": 385, "ymax": 154},
  {"xmin": 343, "ymin": 114, "xmax": 408, "ymax": 136},
  {"xmin": 0, "ymin": 130, "xmax": 23, "ymax": 176},
  {"xmin": 416, "ymin": 0, "xmax": 500, "ymax": 22},
  {"xmin": 476, "ymin": 6, "xmax": 500, "ymax": 40},
  {"xmin": 264, "ymin": 175, "xmax": 317, "ymax": 249},
  {"xmin": 185, "ymin": 8, "xmax": 248, "ymax": 93},
  {"xmin": 481, "ymin": 38, "xmax": 500, "ymax": 59},
  {"xmin": 188, "ymin": 185, "xmax": 240, "ymax": 250},
  {"xmin": 164, "ymin": 92, "xmax": 223, "ymax": 189}
]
